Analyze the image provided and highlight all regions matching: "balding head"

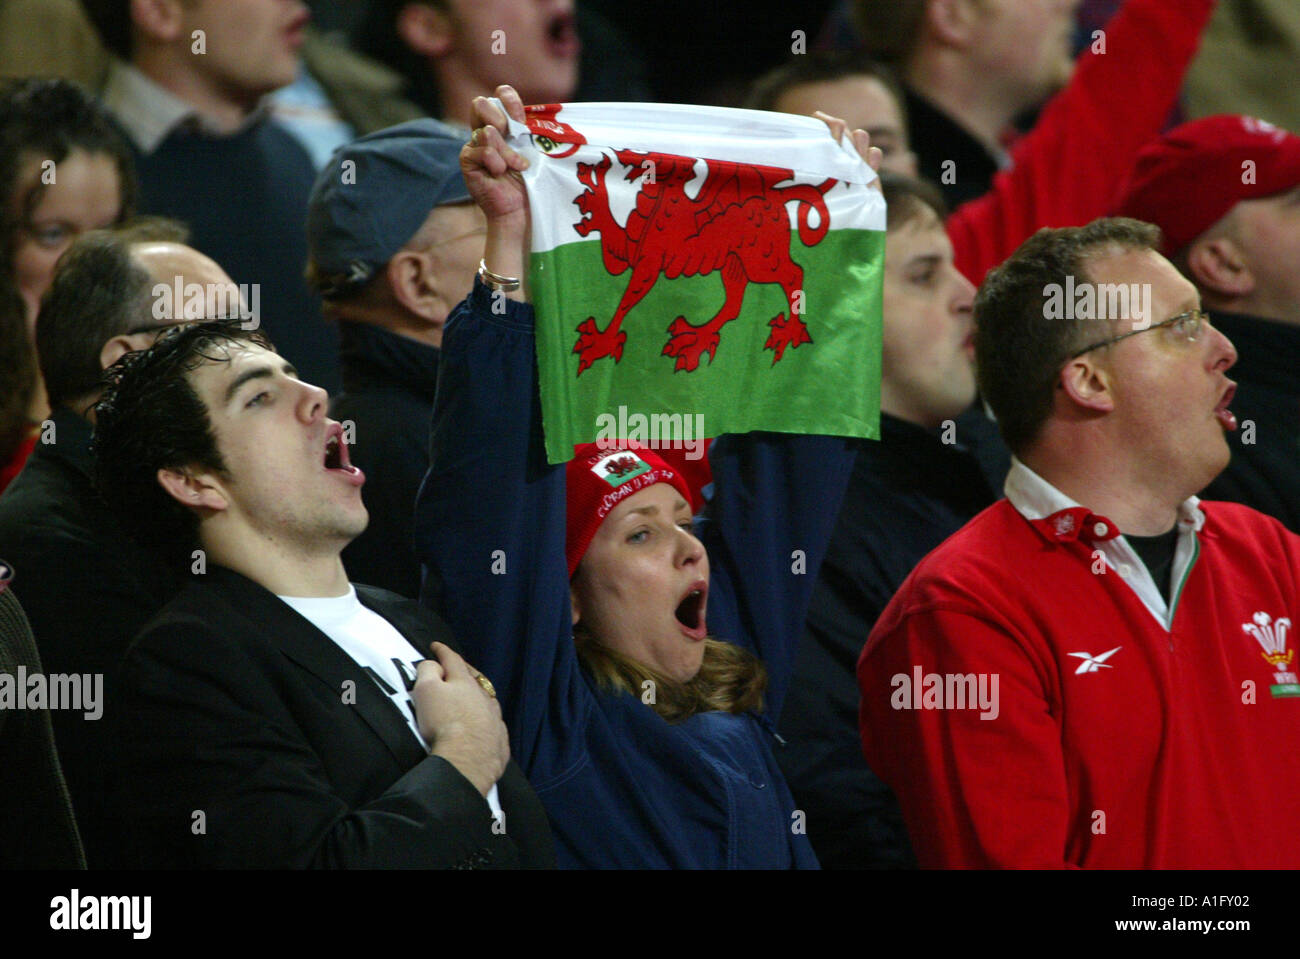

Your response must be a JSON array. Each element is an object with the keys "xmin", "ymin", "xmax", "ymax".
[{"xmin": 36, "ymin": 230, "xmax": 236, "ymax": 414}]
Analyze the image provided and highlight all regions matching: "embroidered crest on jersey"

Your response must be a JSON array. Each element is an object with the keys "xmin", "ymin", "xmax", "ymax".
[{"xmin": 1242, "ymin": 611, "xmax": 1300, "ymax": 697}]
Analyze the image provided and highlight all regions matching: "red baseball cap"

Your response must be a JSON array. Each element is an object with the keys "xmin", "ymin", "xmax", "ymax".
[{"xmin": 1112, "ymin": 115, "xmax": 1300, "ymax": 255}]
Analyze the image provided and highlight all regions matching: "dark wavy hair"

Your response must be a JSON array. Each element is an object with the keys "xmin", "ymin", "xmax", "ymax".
[
  {"xmin": 0, "ymin": 77, "xmax": 136, "ymax": 282},
  {"xmin": 92, "ymin": 320, "xmax": 273, "ymax": 558}
]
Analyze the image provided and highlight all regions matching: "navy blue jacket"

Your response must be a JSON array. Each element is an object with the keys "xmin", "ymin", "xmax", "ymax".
[{"xmin": 415, "ymin": 281, "xmax": 857, "ymax": 868}]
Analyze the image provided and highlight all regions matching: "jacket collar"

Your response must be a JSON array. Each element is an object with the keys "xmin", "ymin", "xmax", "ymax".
[
  {"xmin": 37, "ymin": 406, "xmax": 96, "ymax": 479},
  {"xmin": 201, "ymin": 564, "xmax": 427, "ymax": 767},
  {"xmin": 103, "ymin": 57, "xmax": 269, "ymax": 154},
  {"xmin": 1005, "ymin": 456, "xmax": 1205, "ymax": 543},
  {"xmin": 1004, "ymin": 457, "xmax": 1203, "ymax": 631},
  {"xmin": 339, "ymin": 321, "xmax": 440, "ymax": 400},
  {"xmin": 1209, "ymin": 309, "xmax": 1300, "ymax": 397}
]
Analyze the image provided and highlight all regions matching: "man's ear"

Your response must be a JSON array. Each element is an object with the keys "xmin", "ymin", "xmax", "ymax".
[
  {"xmin": 131, "ymin": 0, "xmax": 187, "ymax": 45},
  {"xmin": 387, "ymin": 250, "xmax": 445, "ymax": 323},
  {"xmin": 157, "ymin": 466, "xmax": 228, "ymax": 513},
  {"xmin": 99, "ymin": 332, "xmax": 155, "ymax": 372},
  {"xmin": 396, "ymin": 1, "xmax": 456, "ymax": 58},
  {"xmin": 924, "ymin": 0, "xmax": 980, "ymax": 49},
  {"xmin": 1185, "ymin": 235, "xmax": 1254, "ymax": 301},
  {"xmin": 1058, "ymin": 356, "xmax": 1115, "ymax": 414}
]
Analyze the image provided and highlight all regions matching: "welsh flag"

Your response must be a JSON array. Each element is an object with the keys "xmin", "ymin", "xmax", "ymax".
[{"xmin": 500, "ymin": 101, "xmax": 886, "ymax": 464}]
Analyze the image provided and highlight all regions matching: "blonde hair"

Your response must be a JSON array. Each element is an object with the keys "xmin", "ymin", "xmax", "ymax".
[{"xmin": 574, "ymin": 626, "xmax": 768, "ymax": 724}]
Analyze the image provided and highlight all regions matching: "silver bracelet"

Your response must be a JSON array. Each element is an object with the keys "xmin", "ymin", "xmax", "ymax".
[{"xmin": 478, "ymin": 258, "xmax": 521, "ymax": 292}]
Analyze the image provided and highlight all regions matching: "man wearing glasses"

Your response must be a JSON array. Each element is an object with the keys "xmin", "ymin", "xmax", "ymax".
[
  {"xmin": 857, "ymin": 217, "xmax": 1300, "ymax": 868},
  {"xmin": 0, "ymin": 225, "xmax": 235, "ymax": 866}
]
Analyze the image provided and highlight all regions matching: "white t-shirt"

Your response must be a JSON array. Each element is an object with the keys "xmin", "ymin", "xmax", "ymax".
[{"xmin": 278, "ymin": 587, "xmax": 502, "ymax": 821}]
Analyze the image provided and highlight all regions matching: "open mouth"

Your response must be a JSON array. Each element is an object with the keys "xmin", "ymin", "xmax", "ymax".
[
  {"xmin": 546, "ymin": 12, "xmax": 580, "ymax": 59},
  {"xmin": 674, "ymin": 581, "xmax": 708, "ymax": 640},
  {"xmin": 323, "ymin": 422, "xmax": 365, "ymax": 484},
  {"xmin": 1215, "ymin": 382, "xmax": 1238, "ymax": 432}
]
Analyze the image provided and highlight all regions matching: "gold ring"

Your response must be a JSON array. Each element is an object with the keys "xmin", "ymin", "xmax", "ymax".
[
  {"xmin": 473, "ymin": 672, "xmax": 496, "ymax": 698},
  {"xmin": 471, "ymin": 127, "xmax": 483, "ymax": 146}
]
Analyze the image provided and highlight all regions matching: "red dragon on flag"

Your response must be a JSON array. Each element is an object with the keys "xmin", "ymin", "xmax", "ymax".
[{"xmin": 567, "ymin": 149, "xmax": 836, "ymax": 374}]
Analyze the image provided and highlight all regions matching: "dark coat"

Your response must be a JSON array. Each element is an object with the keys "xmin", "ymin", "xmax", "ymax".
[
  {"xmin": 0, "ymin": 407, "xmax": 182, "ymax": 867},
  {"xmin": 778, "ymin": 410, "xmax": 1006, "ymax": 867},
  {"xmin": 416, "ymin": 282, "xmax": 857, "ymax": 868},
  {"xmin": 332, "ymin": 321, "xmax": 439, "ymax": 599},
  {"xmin": 113, "ymin": 564, "xmax": 555, "ymax": 869},
  {"xmin": 1200, "ymin": 310, "xmax": 1300, "ymax": 532},
  {"xmin": 0, "ymin": 588, "xmax": 85, "ymax": 868}
]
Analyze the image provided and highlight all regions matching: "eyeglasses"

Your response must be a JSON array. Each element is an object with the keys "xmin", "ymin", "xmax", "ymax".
[{"xmin": 1067, "ymin": 308, "xmax": 1209, "ymax": 360}]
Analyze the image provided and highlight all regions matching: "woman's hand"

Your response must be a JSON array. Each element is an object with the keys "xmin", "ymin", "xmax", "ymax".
[
  {"xmin": 463, "ymin": 84, "xmax": 531, "ymax": 296},
  {"xmin": 463, "ymin": 85, "xmax": 530, "ymax": 223},
  {"xmin": 813, "ymin": 110, "xmax": 884, "ymax": 188}
]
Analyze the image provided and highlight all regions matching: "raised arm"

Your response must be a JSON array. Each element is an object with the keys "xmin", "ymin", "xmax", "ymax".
[
  {"xmin": 701, "ymin": 433, "xmax": 858, "ymax": 722},
  {"xmin": 415, "ymin": 89, "xmax": 588, "ymax": 777},
  {"xmin": 949, "ymin": 0, "xmax": 1218, "ymax": 283}
]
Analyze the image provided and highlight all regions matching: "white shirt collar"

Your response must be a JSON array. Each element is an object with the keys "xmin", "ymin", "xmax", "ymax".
[
  {"xmin": 103, "ymin": 58, "xmax": 269, "ymax": 154},
  {"xmin": 1004, "ymin": 456, "xmax": 1204, "ymax": 630},
  {"xmin": 1004, "ymin": 456, "xmax": 1205, "ymax": 531}
]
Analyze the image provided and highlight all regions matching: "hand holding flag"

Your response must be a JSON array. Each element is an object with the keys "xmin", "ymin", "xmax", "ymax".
[{"xmin": 462, "ymin": 86, "xmax": 888, "ymax": 462}]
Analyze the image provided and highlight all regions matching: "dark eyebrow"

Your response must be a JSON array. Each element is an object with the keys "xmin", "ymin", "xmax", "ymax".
[
  {"xmin": 224, "ymin": 361, "xmax": 298, "ymax": 406},
  {"xmin": 906, "ymin": 253, "xmax": 942, "ymax": 271}
]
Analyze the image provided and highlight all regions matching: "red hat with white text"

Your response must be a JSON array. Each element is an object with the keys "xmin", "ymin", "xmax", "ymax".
[
  {"xmin": 566, "ymin": 443, "xmax": 696, "ymax": 578},
  {"xmin": 1112, "ymin": 115, "xmax": 1300, "ymax": 255}
]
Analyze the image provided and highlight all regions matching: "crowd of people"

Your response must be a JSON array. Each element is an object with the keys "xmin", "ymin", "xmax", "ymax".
[{"xmin": 1, "ymin": 0, "xmax": 1299, "ymax": 870}]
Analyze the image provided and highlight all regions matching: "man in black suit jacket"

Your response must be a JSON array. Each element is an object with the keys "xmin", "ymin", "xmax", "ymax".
[{"xmin": 93, "ymin": 319, "xmax": 553, "ymax": 868}]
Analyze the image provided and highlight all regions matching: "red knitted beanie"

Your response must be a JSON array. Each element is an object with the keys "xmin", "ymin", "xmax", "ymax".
[{"xmin": 566, "ymin": 443, "xmax": 696, "ymax": 578}]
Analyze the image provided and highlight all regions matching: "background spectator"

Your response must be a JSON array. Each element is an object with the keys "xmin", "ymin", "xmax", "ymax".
[
  {"xmin": 307, "ymin": 118, "xmax": 481, "ymax": 597},
  {"xmin": 0, "ymin": 76, "xmax": 136, "ymax": 484},
  {"xmin": 357, "ymin": 0, "xmax": 649, "ymax": 127},
  {"xmin": 0, "ymin": 224, "xmax": 226, "ymax": 866},
  {"xmin": 778, "ymin": 173, "xmax": 1005, "ymax": 868},
  {"xmin": 83, "ymin": 0, "xmax": 343, "ymax": 392},
  {"xmin": 1114, "ymin": 115, "xmax": 1300, "ymax": 529}
]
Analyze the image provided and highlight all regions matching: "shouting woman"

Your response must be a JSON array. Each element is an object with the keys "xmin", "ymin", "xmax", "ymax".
[{"xmin": 417, "ymin": 85, "xmax": 878, "ymax": 867}]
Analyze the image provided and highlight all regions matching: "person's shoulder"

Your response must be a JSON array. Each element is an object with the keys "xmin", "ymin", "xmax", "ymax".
[
  {"xmin": 1199, "ymin": 499, "xmax": 1300, "ymax": 551},
  {"xmin": 875, "ymin": 500, "xmax": 1032, "ymax": 618},
  {"xmin": 912, "ymin": 500, "xmax": 1026, "ymax": 572}
]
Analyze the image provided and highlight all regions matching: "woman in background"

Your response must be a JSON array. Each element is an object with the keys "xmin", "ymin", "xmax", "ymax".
[{"xmin": 0, "ymin": 77, "xmax": 135, "ymax": 486}]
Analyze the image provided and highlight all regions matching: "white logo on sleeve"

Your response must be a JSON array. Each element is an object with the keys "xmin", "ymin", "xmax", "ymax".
[{"xmin": 1069, "ymin": 646, "xmax": 1122, "ymax": 674}]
